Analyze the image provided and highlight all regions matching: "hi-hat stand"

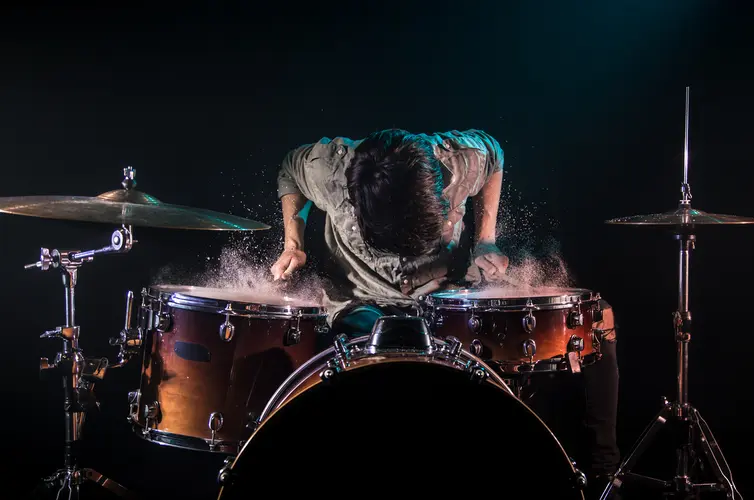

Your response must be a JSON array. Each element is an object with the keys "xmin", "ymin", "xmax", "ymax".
[
  {"xmin": 600, "ymin": 88, "xmax": 744, "ymax": 499},
  {"xmin": 28, "ymin": 225, "xmax": 141, "ymax": 500}
]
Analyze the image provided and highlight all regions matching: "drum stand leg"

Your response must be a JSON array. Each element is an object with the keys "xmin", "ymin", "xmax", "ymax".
[
  {"xmin": 600, "ymin": 230, "xmax": 740, "ymax": 500},
  {"xmin": 26, "ymin": 232, "xmax": 139, "ymax": 500}
]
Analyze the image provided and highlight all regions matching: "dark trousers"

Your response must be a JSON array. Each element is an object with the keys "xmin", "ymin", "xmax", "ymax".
[{"xmin": 331, "ymin": 302, "xmax": 620, "ymax": 497}]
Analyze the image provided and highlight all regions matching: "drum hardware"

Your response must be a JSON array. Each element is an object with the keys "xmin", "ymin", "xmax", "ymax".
[
  {"xmin": 219, "ymin": 317, "xmax": 236, "ymax": 342},
  {"xmin": 365, "ymin": 315, "xmax": 434, "ymax": 354},
  {"xmin": 469, "ymin": 338, "xmax": 483, "ymax": 356},
  {"xmin": 25, "ymin": 230, "xmax": 138, "ymax": 499},
  {"xmin": 208, "ymin": 412, "xmax": 225, "ymax": 451},
  {"xmin": 218, "ymin": 331, "xmax": 587, "ymax": 499},
  {"xmin": 567, "ymin": 303, "xmax": 584, "ymax": 328},
  {"xmin": 284, "ymin": 313, "xmax": 303, "ymax": 345},
  {"xmin": 600, "ymin": 87, "xmax": 746, "ymax": 500}
]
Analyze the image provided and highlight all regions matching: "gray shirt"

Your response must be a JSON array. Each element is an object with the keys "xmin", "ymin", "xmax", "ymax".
[{"xmin": 277, "ymin": 129, "xmax": 504, "ymax": 322}]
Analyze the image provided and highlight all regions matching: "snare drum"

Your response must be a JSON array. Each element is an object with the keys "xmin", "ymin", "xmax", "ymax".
[
  {"xmin": 128, "ymin": 285, "xmax": 328, "ymax": 454},
  {"xmin": 217, "ymin": 316, "xmax": 586, "ymax": 498},
  {"xmin": 421, "ymin": 287, "xmax": 602, "ymax": 375}
]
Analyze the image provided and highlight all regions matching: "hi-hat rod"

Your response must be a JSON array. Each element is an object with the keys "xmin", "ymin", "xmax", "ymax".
[{"xmin": 682, "ymin": 86, "xmax": 691, "ymax": 204}]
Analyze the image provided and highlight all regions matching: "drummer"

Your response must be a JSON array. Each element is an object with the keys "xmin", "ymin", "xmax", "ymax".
[
  {"xmin": 270, "ymin": 128, "xmax": 509, "ymax": 328},
  {"xmin": 268, "ymin": 128, "xmax": 619, "ymax": 496}
]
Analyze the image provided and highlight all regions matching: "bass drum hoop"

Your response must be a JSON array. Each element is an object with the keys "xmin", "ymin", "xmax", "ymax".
[
  {"xmin": 221, "ymin": 336, "xmax": 583, "ymax": 498},
  {"xmin": 255, "ymin": 335, "xmax": 515, "ymax": 425},
  {"xmin": 141, "ymin": 284, "xmax": 326, "ymax": 319}
]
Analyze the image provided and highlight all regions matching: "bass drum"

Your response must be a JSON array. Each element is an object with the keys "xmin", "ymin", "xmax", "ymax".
[{"xmin": 217, "ymin": 316, "xmax": 586, "ymax": 498}]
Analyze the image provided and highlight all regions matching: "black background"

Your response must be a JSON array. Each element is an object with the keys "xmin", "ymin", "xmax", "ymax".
[{"xmin": 1, "ymin": 1, "xmax": 752, "ymax": 498}]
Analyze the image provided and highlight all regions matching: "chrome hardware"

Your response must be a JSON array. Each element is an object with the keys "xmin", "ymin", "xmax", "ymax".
[
  {"xmin": 469, "ymin": 339, "xmax": 483, "ymax": 357},
  {"xmin": 284, "ymin": 327, "xmax": 301, "ymax": 345},
  {"xmin": 567, "ymin": 308, "xmax": 583, "ymax": 328},
  {"xmin": 143, "ymin": 401, "xmax": 160, "ymax": 434},
  {"xmin": 593, "ymin": 300, "xmax": 603, "ymax": 322},
  {"xmin": 445, "ymin": 336, "xmax": 462, "ymax": 357},
  {"xmin": 218, "ymin": 456, "xmax": 235, "ymax": 485},
  {"xmin": 108, "ymin": 290, "xmax": 143, "ymax": 366},
  {"xmin": 155, "ymin": 312, "xmax": 171, "ymax": 332},
  {"xmin": 127, "ymin": 390, "xmax": 140, "ymax": 422},
  {"xmin": 522, "ymin": 311, "xmax": 537, "ymax": 333},
  {"xmin": 522, "ymin": 339, "xmax": 537, "ymax": 359},
  {"xmin": 81, "ymin": 357, "xmax": 109, "ymax": 381},
  {"xmin": 522, "ymin": 298, "xmax": 540, "ymax": 312},
  {"xmin": 208, "ymin": 412, "xmax": 224, "ymax": 450},
  {"xmin": 332, "ymin": 333, "xmax": 350, "ymax": 370},
  {"xmin": 572, "ymin": 468, "xmax": 588, "ymax": 489},
  {"xmin": 314, "ymin": 319, "xmax": 330, "ymax": 334},
  {"xmin": 434, "ymin": 313, "xmax": 445, "ymax": 328},
  {"xmin": 219, "ymin": 318, "xmax": 235, "ymax": 342},
  {"xmin": 467, "ymin": 315, "xmax": 482, "ymax": 334},
  {"xmin": 320, "ymin": 367, "xmax": 336, "ymax": 381},
  {"xmin": 469, "ymin": 364, "xmax": 487, "ymax": 382},
  {"xmin": 568, "ymin": 335, "xmax": 584, "ymax": 353},
  {"xmin": 284, "ymin": 314, "xmax": 302, "ymax": 346}
]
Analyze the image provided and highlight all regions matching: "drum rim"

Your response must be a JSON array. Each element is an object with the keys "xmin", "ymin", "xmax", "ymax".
[
  {"xmin": 422, "ymin": 287, "xmax": 598, "ymax": 310},
  {"xmin": 256, "ymin": 335, "xmax": 514, "ymax": 423},
  {"xmin": 142, "ymin": 284, "xmax": 327, "ymax": 318}
]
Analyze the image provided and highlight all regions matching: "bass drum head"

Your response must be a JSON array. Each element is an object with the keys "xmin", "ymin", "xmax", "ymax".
[{"xmin": 219, "ymin": 360, "xmax": 584, "ymax": 498}]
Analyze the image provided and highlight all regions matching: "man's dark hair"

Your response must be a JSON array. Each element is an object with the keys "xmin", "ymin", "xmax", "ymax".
[{"xmin": 346, "ymin": 128, "xmax": 448, "ymax": 256}]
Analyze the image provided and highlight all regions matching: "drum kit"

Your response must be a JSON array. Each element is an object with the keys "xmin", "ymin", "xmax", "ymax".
[{"xmin": 0, "ymin": 87, "xmax": 748, "ymax": 499}]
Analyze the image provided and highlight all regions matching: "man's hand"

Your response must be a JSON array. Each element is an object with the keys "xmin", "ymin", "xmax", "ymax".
[
  {"xmin": 270, "ymin": 249, "xmax": 307, "ymax": 281},
  {"xmin": 473, "ymin": 242, "xmax": 509, "ymax": 282}
]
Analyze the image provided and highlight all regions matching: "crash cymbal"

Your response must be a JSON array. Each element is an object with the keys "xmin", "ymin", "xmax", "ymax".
[
  {"xmin": 606, "ymin": 205, "xmax": 754, "ymax": 226},
  {"xmin": 0, "ymin": 167, "xmax": 270, "ymax": 231}
]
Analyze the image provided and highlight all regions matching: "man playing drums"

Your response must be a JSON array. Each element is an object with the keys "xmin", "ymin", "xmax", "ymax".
[{"xmin": 269, "ymin": 128, "xmax": 619, "ymax": 497}]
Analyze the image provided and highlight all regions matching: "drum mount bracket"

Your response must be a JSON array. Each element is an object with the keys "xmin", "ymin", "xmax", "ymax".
[{"xmin": 26, "ymin": 228, "xmax": 138, "ymax": 499}]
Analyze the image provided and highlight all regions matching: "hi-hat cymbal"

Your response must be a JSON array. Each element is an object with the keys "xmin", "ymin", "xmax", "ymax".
[
  {"xmin": 606, "ymin": 205, "xmax": 754, "ymax": 226},
  {"xmin": 0, "ymin": 167, "xmax": 270, "ymax": 231}
]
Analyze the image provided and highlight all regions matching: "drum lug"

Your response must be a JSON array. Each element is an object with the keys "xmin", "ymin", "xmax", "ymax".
[
  {"xmin": 154, "ymin": 311, "xmax": 172, "ymax": 332},
  {"xmin": 522, "ymin": 311, "xmax": 537, "ymax": 333},
  {"xmin": 567, "ymin": 308, "xmax": 583, "ymax": 329},
  {"xmin": 219, "ymin": 317, "xmax": 235, "ymax": 342},
  {"xmin": 127, "ymin": 390, "xmax": 140, "ymax": 422},
  {"xmin": 285, "ymin": 315, "xmax": 302, "ymax": 346},
  {"xmin": 467, "ymin": 314, "xmax": 482, "ymax": 335},
  {"xmin": 592, "ymin": 298, "xmax": 604, "ymax": 322},
  {"xmin": 208, "ymin": 412, "xmax": 224, "ymax": 451},
  {"xmin": 314, "ymin": 318, "xmax": 330, "ymax": 334},
  {"xmin": 143, "ymin": 401, "xmax": 160, "ymax": 434},
  {"xmin": 567, "ymin": 335, "xmax": 584, "ymax": 353},
  {"xmin": 469, "ymin": 339, "xmax": 484, "ymax": 357},
  {"xmin": 522, "ymin": 339, "xmax": 536, "ymax": 361}
]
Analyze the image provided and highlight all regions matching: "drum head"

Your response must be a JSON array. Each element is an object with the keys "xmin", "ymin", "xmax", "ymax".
[{"xmin": 220, "ymin": 360, "xmax": 584, "ymax": 498}]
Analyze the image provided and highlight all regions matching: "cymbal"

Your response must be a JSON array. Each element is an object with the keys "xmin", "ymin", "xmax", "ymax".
[
  {"xmin": 606, "ymin": 205, "xmax": 754, "ymax": 226},
  {"xmin": 0, "ymin": 170, "xmax": 270, "ymax": 231}
]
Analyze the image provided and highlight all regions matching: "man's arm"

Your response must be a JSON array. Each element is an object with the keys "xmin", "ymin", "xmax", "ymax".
[
  {"xmin": 270, "ymin": 145, "xmax": 315, "ymax": 280},
  {"xmin": 466, "ymin": 130, "xmax": 508, "ymax": 279},
  {"xmin": 281, "ymin": 193, "xmax": 312, "ymax": 252},
  {"xmin": 473, "ymin": 169, "xmax": 502, "ymax": 245}
]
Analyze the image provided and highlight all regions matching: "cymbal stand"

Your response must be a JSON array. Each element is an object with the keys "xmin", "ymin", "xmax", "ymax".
[
  {"xmin": 28, "ymin": 226, "xmax": 140, "ymax": 500},
  {"xmin": 600, "ymin": 88, "xmax": 741, "ymax": 499}
]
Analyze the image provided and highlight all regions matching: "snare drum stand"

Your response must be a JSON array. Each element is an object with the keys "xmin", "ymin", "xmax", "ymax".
[
  {"xmin": 28, "ymin": 227, "xmax": 139, "ymax": 500},
  {"xmin": 600, "ymin": 215, "xmax": 740, "ymax": 497}
]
